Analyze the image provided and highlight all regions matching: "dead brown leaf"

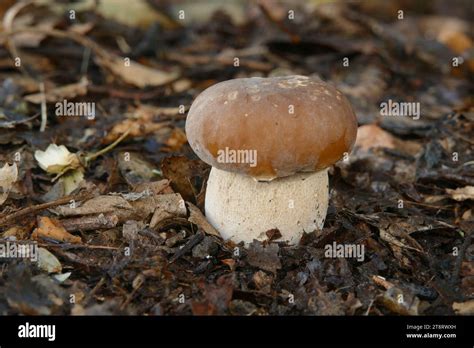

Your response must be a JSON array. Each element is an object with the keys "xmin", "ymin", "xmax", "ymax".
[
  {"xmin": 104, "ymin": 114, "xmax": 169, "ymax": 144},
  {"xmin": 149, "ymin": 193, "xmax": 187, "ymax": 228},
  {"xmin": 164, "ymin": 128, "xmax": 188, "ymax": 152},
  {"xmin": 452, "ymin": 300, "xmax": 474, "ymax": 315},
  {"xmin": 24, "ymin": 77, "xmax": 88, "ymax": 104},
  {"xmin": 446, "ymin": 186, "xmax": 474, "ymax": 201},
  {"xmin": 32, "ymin": 216, "xmax": 81, "ymax": 244},
  {"xmin": 247, "ymin": 241, "xmax": 282, "ymax": 274},
  {"xmin": 187, "ymin": 203, "xmax": 220, "ymax": 237},
  {"xmin": 0, "ymin": 162, "xmax": 18, "ymax": 205},
  {"xmin": 161, "ymin": 156, "xmax": 209, "ymax": 202},
  {"xmin": 54, "ymin": 195, "xmax": 133, "ymax": 217},
  {"xmin": 355, "ymin": 124, "xmax": 421, "ymax": 155},
  {"xmin": 96, "ymin": 55, "xmax": 179, "ymax": 88}
]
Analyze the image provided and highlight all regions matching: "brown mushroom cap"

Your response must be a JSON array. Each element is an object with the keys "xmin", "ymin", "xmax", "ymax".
[{"xmin": 185, "ymin": 75, "xmax": 358, "ymax": 180}]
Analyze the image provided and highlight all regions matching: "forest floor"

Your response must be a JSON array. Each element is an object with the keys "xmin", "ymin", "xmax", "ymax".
[{"xmin": 0, "ymin": 0, "xmax": 473, "ymax": 315}]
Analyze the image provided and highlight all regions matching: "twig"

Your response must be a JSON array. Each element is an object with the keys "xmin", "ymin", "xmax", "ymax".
[
  {"xmin": 60, "ymin": 213, "xmax": 119, "ymax": 232},
  {"xmin": 0, "ymin": 112, "xmax": 39, "ymax": 128},
  {"xmin": 404, "ymin": 200, "xmax": 451, "ymax": 210},
  {"xmin": 39, "ymin": 81, "xmax": 47, "ymax": 132},
  {"xmin": 169, "ymin": 231, "xmax": 204, "ymax": 263},
  {"xmin": 80, "ymin": 46, "xmax": 92, "ymax": 76},
  {"xmin": 83, "ymin": 129, "xmax": 131, "ymax": 165},
  {"xmin": 2, "ymin": 0, "xmax": 34, "ymax": 77},
  {"xmin": 0, "ymin": 27, "xmax": 111, "ymax": 61},
  {"xmin": 38, "ymin": 242, "xmax": 119, "ymax": 250},
  {"xmin": 0, "ymin": 192, "xmax": 93, "ymax": 227}
]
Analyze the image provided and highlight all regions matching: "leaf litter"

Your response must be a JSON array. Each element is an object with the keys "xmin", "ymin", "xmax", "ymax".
[{"xmin": 0, "ymin": 0, "xmax": 472, "ymax": 316}]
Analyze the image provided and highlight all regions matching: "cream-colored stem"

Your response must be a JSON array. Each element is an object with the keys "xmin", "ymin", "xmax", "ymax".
[{"xmin": 205, "ymin": 167, "xmax": 328, "ymax": 246}]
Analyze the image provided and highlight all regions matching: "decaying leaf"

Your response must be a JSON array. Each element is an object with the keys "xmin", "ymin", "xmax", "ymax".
[
  {"xmin": 164, "ymin": 128, "xmax": 188, "ymax": 152},
  {"xmin": 354, "ymin": 124, "xmax": 421, "ymax": 155},
  {"xmin": 446, "ymin": 186, "xmax": 474, "ymax": 201},
  {"xmin": 117, "ymin": 152, "xmax": 158, "ymax": 186},
  {"xmin": 377, "ymin": 286, "xmax": 420, "ymax": 315},
  {"xmin": 187, "ymin": 203, "xmax": 220, "ymax": 237},
  {"xmin": 104, "ymin": 115, "xmax": 169, "ymax": 144},
  {"xmin": 54, "ymin": 195, "xmax": 133, "ymax": 216},
  {"xmin": 95, "ymin": 0, "xmax": 176, "ymax": 29},
  {"xmin": 11, "ymin": 16, "xmax": 57, "ymax": 48},
  {"xmin": 247, "ymin": 241, "xmax": 282, "ymax": 274},
  {"xmin": 4, "ymin": 264, "xmax": 66, "ymax": 315},
  {"xmin": 96, "ymin": 54, "xmax": 179, "ymax": 88},
  {"xmin": 452, "ymin": 300, "xmax": 474, "ymax": 315},
  {"xmin": 149, "ymin": 193, "xmax": 187, "ymax": 228},
  {"xmin": 191, "ymin": 276, "xmax": 234, "ymax": 315},
  {"xmin": 60, "ymin": 170, "xmax": 84, "ymax": 195},
  {"xmin": 24, "ymin": 77, "xmax": 88, "ymax": 104},
  {"xmin": 32, "ymin": 216, "xmax": 82, "ymax": 244},
  {"xmin": 161, "ymin": 156, "xmax": 209, "ymax": 202},
  {"xmin": 37, "ymin": 248, "xmax": 62, "ymax": 273},
  {"xmin": 0, "ymin": 162, "xmax": 18, "ymax": 205},
  {"xmin": 133, "ymin": 179, "xmax": 172, "ymax": 195}
]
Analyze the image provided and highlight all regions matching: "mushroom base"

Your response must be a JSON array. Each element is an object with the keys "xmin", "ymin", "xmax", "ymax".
[{"xmin": 205, "ymin": 167, "xmax": 328, "ymax": 245}]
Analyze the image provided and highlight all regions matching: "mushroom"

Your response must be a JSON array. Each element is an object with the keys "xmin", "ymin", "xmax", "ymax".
[{"xmin": 185, "ymin": 75, "xmax": 358, "ymax": 245}]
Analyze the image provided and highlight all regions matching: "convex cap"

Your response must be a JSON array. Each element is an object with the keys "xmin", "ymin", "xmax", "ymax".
[{"xmin": 186, "ymin": 75, "xmax": 357, "ymax": 181}]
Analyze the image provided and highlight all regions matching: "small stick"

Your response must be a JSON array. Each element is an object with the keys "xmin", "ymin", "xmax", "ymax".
[
  {"xmin": 39, "ymin": 81, "xmax": 47, "ymax": 132},
  {"xmin": 37, "ymin": 242, "xmax": 119, "ymax": 251},
  {"xmin": 0, "ymin": 192, "xmax": 93, "ymax": 226},
  {"xmin": 83, "ymin": 129, "xmax": 131, "ymax": 165}
]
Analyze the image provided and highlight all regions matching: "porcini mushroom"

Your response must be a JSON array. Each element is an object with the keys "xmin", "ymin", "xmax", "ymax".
[{"xmin": 185, "ymin": 75, "xmax": 357, "ymax": 245}]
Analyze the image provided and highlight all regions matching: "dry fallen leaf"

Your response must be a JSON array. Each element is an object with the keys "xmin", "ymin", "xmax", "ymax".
[
  {"xmin": 11, "ymin": 15, "xmax": 57, "ymax": 48},
  {"xmin": 32, "ymin": 216, "xmax": 82, "ymax": 244},
  {"xmin": 446, "ymin": 186, "xmax": 474, "ymax": 201},
  {"xmin": 95, "ymin": 0, "xmax": 176, "ymax": 29},
  {"xmin": 161, "ymin": 156, "xmax": 209, "ymax": 202},
  {"xmin": 117, "ymin": 151, "xmax": 158, "ymax": 186},
  {"xmin": 60, "ymin": 170, "xmax": 85, "ymax": 195},
  {"xmin": 149, "ymin": 193, "xmax": 187, "ymax": 228},
  {"xmin": 377, "ymin": 286, "xmax": 420, "ymax": 315},
  {"xmin": 187, "ymin": 203, "xmax": 220, "ymax": 237},
  {"xmin": 2, "ymin": 225, "xmax": 31, "ymax": 239},
  {"xmin": 24, "ymin": 77, "xmax": 88, "ymax": 104},
  {"xmin": 133, "ymin": 179, "xmax": 172, "ymax": 195},
  {"xmin": 419, "ymin": 16, "xmax": 472, "ymax": 54},
  {"xmin": 96, "ymin": 55, "xmax": 179, "ymax": 88},
  {"xmin": 355, "ymin": 124, "xmax": 421, "ymax": 155},
  {"xmin": 37, "ymin": 248, "xmax": 62, "ymax": 273},
  {"xmin": 104, "ymin": 113, "xmax": 169, "ymax": 144},
  {"xmin": 355, "ymin": 124, "xmax": 396, "ymax": 151},
  {"xmin": 55, "ymin": 195, "xmax": 133, "ymax": 217},
  {"xmin": 247, "ymin": 241, "xmax": 282, "ymax": 274},
  {"xmin": 164, "ymin": 128, "xmax": 188, "ymax": 152},
  {"xmin": 452, "ymin": 300, "xmax": 474, "ymax": 315},
  {"xmin": 0, "ymin": 162, "xmax": 18, "ymax": 205}
]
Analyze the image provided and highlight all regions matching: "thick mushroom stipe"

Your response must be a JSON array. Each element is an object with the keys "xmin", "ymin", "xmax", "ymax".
[{"xmin": 205, "ymin": 167, "xmax": 329, "ymax": 245}]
